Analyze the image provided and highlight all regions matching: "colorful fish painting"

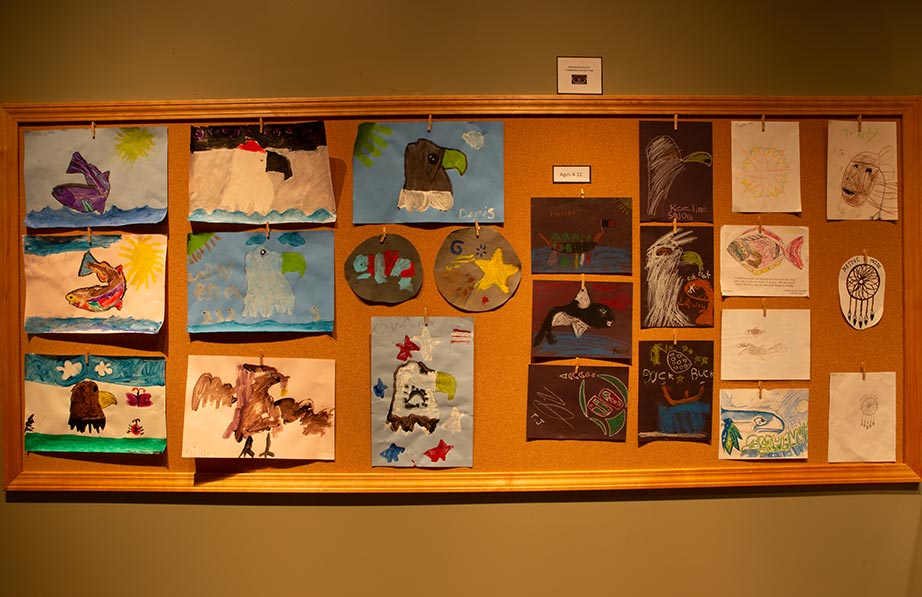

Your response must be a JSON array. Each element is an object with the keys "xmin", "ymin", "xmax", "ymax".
[
  {"xmin": 725, "ymin": 227, "xmax": 804, "ymax": 275},
  {"xmin": 65, "ymin": 251, "xmax": 127, "ymax": 312},
  {"xmin": 720, "ymin": 225, "xmax": 810, "ymax": 298},
  {"xmin": 51, "ymin": 152, "xmax": 111, "ymax": 214}
]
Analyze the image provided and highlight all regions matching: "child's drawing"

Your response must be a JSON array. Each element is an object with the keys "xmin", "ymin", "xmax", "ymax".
[
  {"xmin": 720, "ymin": 225, "xmax": 809, "ymax": 297},
  {"xmin": 531, "ymin": 197, "xmax": 632, "ymax": 274},
  {"xmin": 183, "ymin": 355, "xmax": 334, "ymax": 459},
  {"xmin": 827, "ymin": 120, "xmax": 898, "ymax": 220},
  {"xmin": 526, "ymin": 364, "xmax": 629, "ymax": 441},
  {"xmin": 720, "ymin": 309, "xmax": 811, "ymax": 380},
  {"xmin": 24, "ymin": 234, "xmax": 166, "ymax": 334},
  {"xmin": 344, "ymin": 233, "xmax": 423, "ymax": 304},
  {"xmin": 434, "ymin": 226, "xmax": 521, "ymax": 312},
  {"xmin": 828, "ymin": 372, "xmax": 895, "ymax": 462},
  {"xmin": 838, "ymin": 254, "xmax": 885, "ymax": 330},
  {"xmin": 352, "ymin": 121, "xmax": 504, "ymax": 224},
  {"xmin": 24, "ymin": 354, "xmax": 166, "ymax": 454},
  {"xmin": 24, "ymin": 127, "xmax": 168, "ymax": 228},
  {"xmin": 187, "ymin": 230, "xmax": 333, "ymax": 333},
  {"xmin": 731, "ymin": 121, "xmax": 801, "ymax": 213},
  {"xmin": 371, "ymin": 317, "xmax": 473, "ymax": 468},
  {"xmin": 640, "ymin": 121, "xmax": 713, "ymax": 223},
  {"xmin": 532, "ymin": 281, "xmax": 632, "ymax": 360},
  {"xmin": 638, "ymin": 340, "xmax": 713, "ymax": 445},
  {"xmin": 719, "ymin": 388, "xmax": 809, "ymax": 459},
  {"xmin": 189, "ymin": 122, "xmax": 335, "ymax": 224},
  {"xmin": 641, "ymin": 226, "xmax": 714, "ymax": 328}
]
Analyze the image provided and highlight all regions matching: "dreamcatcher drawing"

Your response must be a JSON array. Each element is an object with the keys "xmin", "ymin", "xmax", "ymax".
[
  {"xmin": 838, "ymin": 254, "xmax": 885, "ymax": 330},
  {"xmin": 860, "ymin": 394, "xmax": 879, "ymax": 428}
]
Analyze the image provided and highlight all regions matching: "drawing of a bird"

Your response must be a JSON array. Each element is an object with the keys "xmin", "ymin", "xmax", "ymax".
[
  {"xmin": 643, "ymin": 229, "xmax": 698, "ymax": 328},
  {"xmin": 67, "ymin": 379, "xmax": 118, "ymax": 433},
  {"xmin": 645, "ymin": 135, "xmax": 712, "ymax": 217},
  {"xmin": 242, "ymin": 247, "xmax": 307, "ymax": 319},
  {"xmin": 397, "ymin": 138, "xmax": 467, "ymax": 212}
]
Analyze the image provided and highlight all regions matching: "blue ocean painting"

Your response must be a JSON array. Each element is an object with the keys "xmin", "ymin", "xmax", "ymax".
[
  {"xmin": 23, "ymin": 234, "xmax": 167, "ymax": 334},
  {"xmin": 352, "ymin": 121, "xmax": 504, "ymax": 224},
  {"xmin": 24, "ymin": 353, "xmax": 167, "ymax": 454},
  {"xmin": 24, "ymin": 127, "xmax": 168, "ymax": 228},
  {"xmin": 187, "ymin": 230, "xmax": 334, "ymax": 333}
]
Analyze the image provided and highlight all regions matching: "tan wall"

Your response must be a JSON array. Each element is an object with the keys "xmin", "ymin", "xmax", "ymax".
[{"xmin": 3, "ymin": 2, "xmax": 922, "ymax": 595}]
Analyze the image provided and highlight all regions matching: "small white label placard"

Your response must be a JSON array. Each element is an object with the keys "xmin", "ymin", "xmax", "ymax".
[
  {"xmin": 557, "ymin": 56, "xmax": 602, "ymax": 94},
  {"xmin": 553, "ymin": 165, "xmax": 592, "ymax": 183}
]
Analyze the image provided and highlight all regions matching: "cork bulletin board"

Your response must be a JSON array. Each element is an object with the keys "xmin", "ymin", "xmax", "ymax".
[{"xmin": 2, "ymin": 96, "xmax": 920, "ymax": 493}]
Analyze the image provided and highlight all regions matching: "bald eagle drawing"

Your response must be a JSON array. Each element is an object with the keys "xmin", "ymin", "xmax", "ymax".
[
  {"xmin": 67, "ymin": 379, "xmax": 118, "ymax": 433},
  {"xmin": 397, "ymin": 138, "xmax": 468, "ymax": 212}
]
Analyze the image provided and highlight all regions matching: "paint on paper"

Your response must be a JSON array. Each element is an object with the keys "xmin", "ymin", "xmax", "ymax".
[
  {"xmin": 352, "ymin": 121, "xmax": 504, "ymax": 224},
  {"xmin": 434, "ymin": 226, "xmax": 521, "ymax": 311},
  {"xmin": 827, "ymin": 120, "xmax": 898, "ymax": 220},
  {"xmin": 183, "ymin": 355, "xmax": 335, "ymax": 459},
  {"xmin": 640, "ymin": 226, "xmax": 714, "ymax": 328},
  {"xmin": 24, "ymin": 354, "xmax": 166, "ymax": 454},
  {"xmin": 838, "ymin": 254, "xmax": 885, "ymax": 330},
  {"xmin": 189, "ymin": 122, "xmax": 335, "ymax": 224},
  {"xmin": 371, "ymin": 317, "xmax": 473, "ymax": 467},
  {"xmin": 640, "ymin": 121, "xmax": 713, "ymax": 223},
  {"xmin": 720, "ymin": 309, "xmax": 811, "ymax": 380},
  {"xmin": 526, "ymin": 364, "xmax": 628, "ymax": 441},
  {"xmin": 731, "ymin": 121, "xmax": 801, "ymax": 213},
  {"xmin": 719, "ymin": 388, "xmax": 809, "ymax": 459},
  {"xmin": 24, "ymin": 234, "xmax": 166, "ymax": 334},
  {"xmin": 24, "ymin": 127, "xmax": 168, "ymax": 228},
  {"xmin": 828, "ymin": 372, "xmax": 895, "ymax": 462},
  {"xmin": 720, "ymin": 225, "xmax": 809, "ymax": 297},
  {"xmin": 187, "ymin": 230, "xmax": 333, "ymax": 333},
  {"xmin": 532, "ymin": 281, "xmax": 632, "ymax": 360},
  {"xmin": 638, "ymin": 340, "xmax": 713, "ymax": 445},
  {"xmin": 344, "ymin": 233, "xmax": 422, "ymax": 304},
  {"xmin": 530, "ymin": 197, "xmax": 632, "ymax": 274}
]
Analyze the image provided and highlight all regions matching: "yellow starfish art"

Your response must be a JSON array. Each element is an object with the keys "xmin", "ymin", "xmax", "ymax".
[{"xmin": 474, "ymin": 248, "xmax": 519, "ymax": 293}]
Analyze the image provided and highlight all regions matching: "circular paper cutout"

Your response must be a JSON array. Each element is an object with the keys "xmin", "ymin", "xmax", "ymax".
[
  {"xmin": 434, "ymin": 227, "xmax": 521, "ymax": 312},
  {"xmin": 345, "ymin": 234, "xmax": 422, "ymax": 304},
  {"xmin": 838, "ymin": 254, "xmax": 885, "ymax": 330}
]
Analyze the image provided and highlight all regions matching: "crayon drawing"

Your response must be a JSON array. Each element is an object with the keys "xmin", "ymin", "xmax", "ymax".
[
  {"xmin": 532, "ymin": 281, "xmax": 632, "ymax": 360},
  {"xmin": 344, "ymin": 233, "xmax": 423, "ymax": 304},
  {"xmin": 183, "ymin": 355, "xmax": 335, "ymax": 459},
  {"xmin": 720, "ymin": 225, "xmax": 809, "ymax": 297},
  {"xmin": 641, "ymin": 226, "xmax": 714, "ymax": 328},
  {"xmin": 828, "ymin": 372, "xmax": 895, "ymax": 462},
  {"xmin": 640, "ymin": 121, "xmax": 713, "ymax": 223},
  {"xmin": 638, "ymin": 341, "xmax": 713, "ymax": 445},
  {"xmin": 531, "ymin": 197, "xmax": 632, "ymax": 274},
  {"xmin": 371, "ymin": 317, "xmax": 473, "ymax": 468},
  {"xmin": 720, "ymin": 388, "xmax": 809, "ymax": 459},
  {"xmin": 720, "ymin": 309, "xmax": 811, "ymax": 380},
  {"xmin": 434, "ymin": 227, "xmax": 521, "ymax": 312},
  {"xmin": 189, "ymin": 122, "xmax": 335, "ymax": 224},
  {"xmin": 24, "ymin": 127, "xmax": 168, "ymax": 228},
  {"xmin": 187, "ymin": 230, "xmax": 333, "ymax": 333},
  {"xmin": 24, "ymin": 354, "xmax": 166, "ymax": 454},
  {"xmin": 731, "ymin": 121, "xmax": 802, "ymax": 213},
  {"xmin": 24, "ymin": 234, "xmax": 166, "ymax": 334},
  {"xmin": 352, "ymin": 121, "xmax": 504, "ymax": 224},
  {"xmin": 526, "ymin": 364, "xmax": 628, "ymax": 441},
  {"xmin": 827, "ymin": 120, "xmax": 898, "ymax": 220}
]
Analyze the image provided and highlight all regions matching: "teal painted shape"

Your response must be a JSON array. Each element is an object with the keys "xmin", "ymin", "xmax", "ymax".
[{"xmin": 24, "ymin": 433, "xmax": 166, "ymax": 454}]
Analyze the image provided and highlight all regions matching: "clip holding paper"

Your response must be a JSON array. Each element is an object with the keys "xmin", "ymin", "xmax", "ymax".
[
  {"xmin": 580, "ymin": 273, "xmax": 586, "ymax": 290},
  {"xmin": 673, "ymin": 114, "xmax": 678, "ymax": 130},
  {"xmin": 758, "ymin": 381, "xmax": 763, "ymax": 400},
  {"xmin": 259, "ymin": 117, "xmax": 264, "ymax": 134},
  {"xmin": 259, "ymin": 350, "xmax": 264, "ymax": 367},
  {"xmin": 474, "ymin": 220, "xmax": 480, "ymax": 238},
  {"xmin": 863, "ymin": 249, "xmax": 868, "ymax": 264},
  {"xmin": 673, "ymin": 330, "xmax": 677, "ymax": 345},
  {"xmin": 91, "ymin": 121, "xmax": 96, "ymax": 139},
  {"xmin": 857, "ymin": 114, "xmax": 862, "ymax": 132},
  {"xmin": 380, "ymin": 227, "xmax": 387, "ymax": 243},
  {"xmin": 85, "ymin": 350, "xmax": 90, "ymax": 365},
  {"xmin": 265, "ymin": 222, "xmax": 270, "ymax": 239},
  {"xmin": 761, "ymin": 114, "xmax": 766, "ymax": 132},
  {"xmin": 861, "ymin": 362, "xmax": 866, "ymax": 381},
  {"xmin": 761, "ymin": 299, "xmax": 767, "ymax": 317},
  {"xmin": 427, "ymin": 114, "xmax": 433, "ymax": 133},
  {"xmin": 424, "ymin": 307, "xmax": 430, "ymax": 327},
  {"xmin": 574, "ymin": 357, "xmax": 580, "ymax": 374},
  {"xmin": 757, "ymin": 217, "xmax": 763, "ymax": 233},
  {"xmin": 86, "ymin": 227, "xmax": 93, "ymax": 245},
  {"xmin": 672, "ymin": 218, "xmax": 677, "ymax": 234},
  {"xmin": 580, "ymin": 187, "xmax": 585, "ymax": 198}
]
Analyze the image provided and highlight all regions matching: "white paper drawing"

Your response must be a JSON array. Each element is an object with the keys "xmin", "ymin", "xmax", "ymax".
[
  {"xmin": 828, "ymin": 372, "xmax": 895, "ymax": 463},
  {"xmin": 731, "ymin": 121, "xmax": 801, "ymax": 213},
  {"xmin": 827, "ymin": 120, "xmax": 898, "ymax": 220},
  {"xmin": 720, "ymin": 309, "xmax": 811, "ymax": 380},
  {"xmin": 839, "ymin": 254, "xmax": 885, "ymax": 330},
  {"xmin": 720, "ymin": 225, "xmax": 809, "ymax": 297}
]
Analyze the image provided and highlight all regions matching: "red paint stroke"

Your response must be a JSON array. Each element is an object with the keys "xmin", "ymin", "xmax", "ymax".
[
  {"xmin": 394, "ymin": 335, "xmax": 420, "ymax": 361},
  {"xmin": 237, "ymin": 140, "xmax": 266, "ymax": 153},
  {"xmin": 423, "ymin": 439, "xmax": 453, "ymax": 462},
  {"xmin": 450, "ymin": 328, "xmax": 473, "ymax": 343}
]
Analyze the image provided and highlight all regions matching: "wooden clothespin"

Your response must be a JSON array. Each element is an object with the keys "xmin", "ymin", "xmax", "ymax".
[
  {"xmin": 87, "ymin": 227, "xmax": 93, "ymax": 245},
  {"xmin": 863, "ymin": 249, "xmax": 868, "ymax": 264},
  {"xmin": 574, "ymin": 357, "xmax": 580, "ymax": 374},
  {"xmin": 861, "ymin": 362, "xmax": 866, "ymax": 381},
  {"xmin": 758, "ymin": 381, "xmax": 763, "ymax": 399},
  {"xmin": 580, "ymin": 273, "xmax": 586, "ymax": 290},
  {"xmin": 673, "ymin": 114, "xmax": 678, "ymax": 130},
  {"xmin": 580, "ymin": 187, "xmax": 585, "ymax": 198},
  {"xmin": 761, "ymin": 114, "xmax": 766, "ymax": 132},
  {"xmin": 259, "ymin": 117, "xmax": 264, "ymax": 134},
  {"xmin": 259, "ymin": 349, "xmax": 264, "ymax": 367},
  {"xmin": 380, "ymin": 227, "xmax": 387, "ymax": 243},
  {"xmin": 423, "ymin": 306, "xmax": 430, "ymax": 327},
  {"xmin": 758, "ymin": 217, "xmax": 763, "ymax": 233},
  {"xmin": 85, "ymin": 349, "xmax": 90, "ymax": 365},
  {"xmin": 857, "ymin": 114, "xmax": 862, "ymax": 132},
  {"xmin": 91, "ymin": 121, "xmax": 96, "ymax": 139},
  {"xmin": 474, "ymin": 220, "xmax": 480, "ymax": 237},
  {"xmin": 672, "ymin": 218, "xmax": 677, "ymax": 234},
  {"xmin": 427, "ymin": 114, "xmax": 433, "ymax": 133},
  {"xmin": 265, "ymin": 222, "xmax": 270, "ymax": 239},
  {"xmin": 673, "ymin": 330, "xmax": 677, "ymax": 345},
  {"xmin": 761, "ymin": 299, "xmax": 767, "ymax": 317}
]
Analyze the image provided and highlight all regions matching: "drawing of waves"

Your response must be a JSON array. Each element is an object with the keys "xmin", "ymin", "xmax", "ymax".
[
  {"xmin": 25, "ymin": 316, "xmax": 163, "ymax": 334},
  {"xmin": 532, "ymin": 334, "xmax": 630, "ymax": 360},
  {"xmin": 188, "ymin": 207, "xmax": 334, "ymax": 224},
  {"xmin": 188, "ymin": 319, "xmax": 333, "ymax": 334},
  {"xmin": 24, "ymin": 206, "xmax": 167, "ymax": 228},
  {"xmin": 25, "ymin": 433, "xmax": 166, "ymax": 454},
  {"xmin": 531, "ymin": 246, "xmax": 631, "ymax": 274}
]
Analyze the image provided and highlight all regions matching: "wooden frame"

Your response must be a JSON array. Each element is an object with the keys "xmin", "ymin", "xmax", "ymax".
[{"xmin": 2, "ymin": 95, "xmax": 920, "ymax": 493}]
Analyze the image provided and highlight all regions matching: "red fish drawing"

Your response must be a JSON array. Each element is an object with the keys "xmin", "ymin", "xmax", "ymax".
[{"xmin": 65, "ymin": 251, "xmax": 127, "ymax": 311}]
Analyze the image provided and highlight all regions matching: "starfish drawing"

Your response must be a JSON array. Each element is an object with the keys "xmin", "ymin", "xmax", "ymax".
[
  {"xmin": 380, "ymin": 443, "xmax": 405, "ymax": 463},
  {"xmin": 412, "ymin": 325, "xmax": 442, "ymax": 361},
  {"xmin": 423, "ymin": 439, "xmax": 453, "ymax": 462},
  {"xmin": 394, "ymin": 335, "xmax": 420, "ymax": 361},
  {"xmin": 474, "ymin": 248, "xmax": 519, "ymax": 293}
]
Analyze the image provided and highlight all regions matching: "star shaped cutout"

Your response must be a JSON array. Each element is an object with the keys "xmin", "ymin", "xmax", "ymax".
[
  {"xmin": 394, "ymin": 335, "xmax": 420, "ymax": 361},
  {"xmin": 423, "ymin": 439, "xmax": 453, "ymax": 462},
  {"xmin": 474, "ymin": 248, "xmax": 519, "ymax": 293},
  {"xmin": 379, "ymin": 443, "xmax": 405, "ymax": 463},
  {"xmin": 411, "ymin": 325, "xmax": 442, "ymax": 362}
]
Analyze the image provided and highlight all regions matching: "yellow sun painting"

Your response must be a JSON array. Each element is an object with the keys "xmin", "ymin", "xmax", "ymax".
[
  {"xmin": 113, "ymin": 127, "xmax": 157, "ymax": 164},
  {"xmin": 118, "ymin": 235, "xmax": 166, "ymax": 290}
]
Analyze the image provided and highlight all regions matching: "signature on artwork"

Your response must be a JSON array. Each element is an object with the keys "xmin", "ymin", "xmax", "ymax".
[{"xmin": 532, "ymin": 387, "xmax": 576, "ymax": 430}]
